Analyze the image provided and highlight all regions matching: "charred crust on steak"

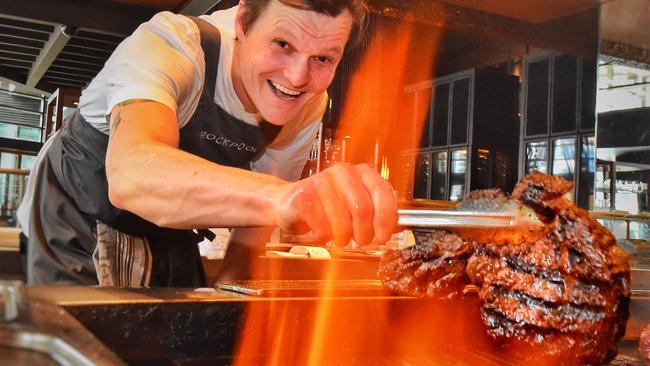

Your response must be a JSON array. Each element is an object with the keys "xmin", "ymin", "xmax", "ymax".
[{"xmin": 378, "ymin": 172, "xmax": 630, "ymax": 365}]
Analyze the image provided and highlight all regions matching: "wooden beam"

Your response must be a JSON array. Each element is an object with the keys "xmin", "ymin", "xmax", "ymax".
[
  {"xmin": 26, "ymin": 25, "xmax": 71, "ymax": 88},
  {"xmin": 0, "ymin": 0, "xmax": 155, "ymax": 37}
]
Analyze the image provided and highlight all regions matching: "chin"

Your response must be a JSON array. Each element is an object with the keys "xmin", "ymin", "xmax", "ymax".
[
  {"xmin": 258, "ymin": 103, "xmax": 301, "ymax": 126},
  {"xmin": 260, "ymin": 112, "xmax": 293, "ymax": 126}
]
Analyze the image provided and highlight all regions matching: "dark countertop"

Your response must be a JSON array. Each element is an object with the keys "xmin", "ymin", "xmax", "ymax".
[{"xmin": 17, "ymin": 283, "xmax": 650, "ymax": 365}]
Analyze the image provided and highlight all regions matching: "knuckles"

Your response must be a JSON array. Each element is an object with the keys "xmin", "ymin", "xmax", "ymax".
[{"xmin": 280, "ymin": 162, "xmax": 396, "ymax": 244}]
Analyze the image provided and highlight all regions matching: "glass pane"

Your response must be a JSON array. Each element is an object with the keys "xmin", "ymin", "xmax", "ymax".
[
  {"xmin": 526, "ymin": 141, "xmax": 548, "ymax": 174},
  {"xmin": 0, "ymin": 152, "xmax": 18, "ymax": 169},
  {"xmin": 430, "ymin": 151, "xmax": 448, "ymax": 200},
  {"xmin": 402, "ymin": 92, "xmax": 416, "ymax": 147},
  {"xmin": 450, "ymin": 78, "xmax": 470, "ymax": 145},
  {"xmin": 578, "ymin": 136, "xmax": 595, "ymax": 209},
  {"xmin": 630, "ymin": 221, "xmax": 650, "ymax": 241},
  {"xmin": 0, "ymin": 122, "xmax": 18, "ymax": 139},
  {"xmin": 18, "ymin": 126, "xmax": 42, "ymax": 142},
  {"xmin": 552, "ymin": 55, "xmax": 578, "ymax": 133},
  {"xmin": 432, "ymin": 84, "xmax": 450, "ymax": 147},
  {"xmin": 552, "ymin": 137, "xmax": 576, "ymax": 183},
  {"xmin": 0, "ymin": 173, "xmax": 26, "ymax": 226},
  {"xmin": 412, "ymin": 152, "xmax": 430, "ymax": 199},
  {"xmin": 20, "ymin": 155, "xmax": 36, "ymax": 171},
  {"xmin": 581, "ymin": 59, "xmax": 597, "ymax": 130},
  {"xmin": 0, "ymin": 175, "xmax": 5, "ymax": 211},
  {"xmin": 449, "ymin": 149, "xmax": 467, "ymax": 202},
  {"xmin": 418, "ymin": 88, "xmax": 433, "ymax": 148},
  {"xmin": 595, "ymin": 163, "xmax": 613, "ymax": 211},
  {"xmin": 525, "ymin": 59, "xmax": 550, "ymax": 136}
]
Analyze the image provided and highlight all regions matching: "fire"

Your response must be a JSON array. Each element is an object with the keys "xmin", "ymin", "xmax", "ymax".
[
  {"xmin": 229, "ymin": 8, "xmax": 576, "ymax": 366},
  {"xmin": 231, "ymin": 13, "xmax": 447, "ymax": 364},
  {"xmin": 331, "ymin": 15, "xmax": 440, "ymax": 198},
  {"xmin": 380, "ymin": 156, "xmax": 389, "ymax": 180}
]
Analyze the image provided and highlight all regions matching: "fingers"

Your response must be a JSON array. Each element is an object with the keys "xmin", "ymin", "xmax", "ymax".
[
  {"xmin": 311, "ymin": 171, "xmax": 353, "ymax": 246},
  {"xmin": 329, "ymin": 164, "xmax": 374, "ymax": 245},
  {"xmin": 274, "ymin": 163, "xmax": 397, "ymax": 246},
  {"xmin": 356, "ymin": 164, "xmax": 398, "ymax": 243},
  {"xmin": 275, "ymin": 182, "xmax": 332, "ymax": 241}
]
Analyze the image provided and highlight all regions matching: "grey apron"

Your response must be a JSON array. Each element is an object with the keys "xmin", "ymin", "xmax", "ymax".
[{"xmin": 27, "ymin": 17, "xmax": 281, "ymax": 287}]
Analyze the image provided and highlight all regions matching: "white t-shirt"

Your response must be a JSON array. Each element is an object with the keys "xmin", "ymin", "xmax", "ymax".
[{"xmin": 78, "ymin": 6, "xmax": 326, "ymax": 181}]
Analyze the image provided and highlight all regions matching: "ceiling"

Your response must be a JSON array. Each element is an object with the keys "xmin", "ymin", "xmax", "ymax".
[
  {"xmin": 0, "ymin": 0, "xmax": 646, "ymax": 96},
  {"xmin": 0, "ymin": 0, "xmax": 229, "ymax": 94},
  {"xmin": 601, "ymin": 0, "xmax": 650, "ymax": 50},
  {"xmin": 440, "ymin": 0, "xmax": 611, "ymax": 23}
]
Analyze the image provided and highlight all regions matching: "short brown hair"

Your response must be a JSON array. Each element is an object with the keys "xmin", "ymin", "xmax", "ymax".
[{"xmin": 240, "ymin": 0, "xmax": 367, "ymax": 50}]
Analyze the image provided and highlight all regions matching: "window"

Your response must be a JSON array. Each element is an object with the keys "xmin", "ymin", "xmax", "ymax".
[
  {"xmin": 430, "ymin": 151, "xmax": 448, "ymax": 200},
  {"xmin": 431, "ymin": 84, "xmax": 450, "ymax": 147},
  {"xmin": 0, "ymin": 152, "xmax": 18, "ymax": 169},
  {"xmin": 552, "ymin": 137, "xmax": 576, "ymax": 182},
  {"xmin": 525, "ymin": 140, "xmax": 548, "ymax": 174},
  {"xmin": 597, "ymin": 64, "xmax": 650, "ymax": 113},
  {"xmin": 413, "ymin": 152, "xmax": 430, "ymax": 199},
  {"xmin": 449, "ymin": 149, "xmax": 467, "ymax": 201},
  {"xmin": 522, "ymin": 53, "xmax": 597, "ymax": 209},
  {"xmin": 450, "ymin": 78, "xmax": 470, "ymax": 145},
  {"xmin": 405, "ymin": 71, "xmax": 473, "ymax": 201},
  {"xmin": 525, "ymin": 59, "xmax": 550, "ymax": 137},
  {"xmin": 0, "ymin": 151, "xmax": 36, "ymax": 226},
  {"xmin": 578, "ymin": 136, "xmax": 595, "ymax": 209}
]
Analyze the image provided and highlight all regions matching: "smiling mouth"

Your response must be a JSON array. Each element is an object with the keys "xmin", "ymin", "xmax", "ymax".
[{"xmin": 268, "ymin": 80, "xmax": 304, "ymax": 100}]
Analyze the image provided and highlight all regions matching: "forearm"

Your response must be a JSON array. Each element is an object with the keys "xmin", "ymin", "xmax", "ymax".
[
  {"xmin": 107, "ymin": 140, "xmax": 288, "ymax": 230},
  {"xmin": 105, "ymin": 100, "xmax": 397, "ymax": 244}
]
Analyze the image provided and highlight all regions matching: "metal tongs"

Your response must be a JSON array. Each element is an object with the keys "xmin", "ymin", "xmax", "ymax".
[{"xmin": 397, "ymin": 205, "xmax": 538, "ymax": 229}]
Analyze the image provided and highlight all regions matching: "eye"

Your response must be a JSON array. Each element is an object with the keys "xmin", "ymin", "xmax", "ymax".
[
  {"xmin": 314, "ymin": 56, "xmax": 331, "ymax": 64},
  {"xmin": 275, "ymin": 39, "xmax": 289, "ymax": 49}
]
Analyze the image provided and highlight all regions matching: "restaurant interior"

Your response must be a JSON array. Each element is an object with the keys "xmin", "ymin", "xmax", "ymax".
[{"xmin": 0, "ymin": 0, "xmax": 649, "ymax": 364}]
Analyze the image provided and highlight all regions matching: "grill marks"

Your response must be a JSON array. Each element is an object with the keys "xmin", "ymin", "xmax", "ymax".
[
  {"xmin": 378, "ymin": 230, "xmax": 472, "ymax": 298},
  {"xmin": 378, "ymin": 172, "xmax": 630, "ymax": 365}
]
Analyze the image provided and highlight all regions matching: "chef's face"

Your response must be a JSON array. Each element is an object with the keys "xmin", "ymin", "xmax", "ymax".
[{"xmin": 233, "ymin": 0, "xmax": 352, "ymax": 125}]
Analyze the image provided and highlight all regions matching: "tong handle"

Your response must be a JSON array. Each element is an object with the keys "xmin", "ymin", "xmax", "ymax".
[{"xmin": 397, "ymin": 209, "xmax": 517, "ymax": 228}]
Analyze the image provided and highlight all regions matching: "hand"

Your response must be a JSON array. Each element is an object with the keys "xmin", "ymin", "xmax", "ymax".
[{"xmin": 273, "ymin": 163, "xmax": 397, "ymax": 246}]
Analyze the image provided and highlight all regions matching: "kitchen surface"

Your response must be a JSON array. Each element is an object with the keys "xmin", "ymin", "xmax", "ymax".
[{"xmin": 0, "ymin": 0, "xmax": 649, "ymax": 365}]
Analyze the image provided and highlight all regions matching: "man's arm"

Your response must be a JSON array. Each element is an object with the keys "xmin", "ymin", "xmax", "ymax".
[
  {"xmin": 106, "ymin": 100, "xmax": 285, "ymax": 229},
  {"xmin": 106, "ymin": 100, "xmax": 397, "ymax": 245}
]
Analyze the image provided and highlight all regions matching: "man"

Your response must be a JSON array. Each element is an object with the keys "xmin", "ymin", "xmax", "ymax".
[{"xmin": 26, "ymin": 0, "xmax": 397, "ymax": 287}]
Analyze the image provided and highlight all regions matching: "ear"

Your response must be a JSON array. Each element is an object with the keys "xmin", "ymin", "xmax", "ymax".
[{"xmin": 235, "ymin": 1, "xmax": 247, "ymax": 41}]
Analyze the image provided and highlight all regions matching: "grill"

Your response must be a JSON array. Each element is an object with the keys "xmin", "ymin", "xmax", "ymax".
[{"xmin": 0, "ymin": 281, "xmax": 646, "ymax": 365}]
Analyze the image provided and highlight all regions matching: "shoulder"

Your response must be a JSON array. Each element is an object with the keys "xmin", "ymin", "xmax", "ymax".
[
  {"xmin": 141, "ymin": 11, "xmax": 200, "ymax": 39},
  {"xmin": 199, "ymin": 5, "xmax": 239, "ymax": 36}
]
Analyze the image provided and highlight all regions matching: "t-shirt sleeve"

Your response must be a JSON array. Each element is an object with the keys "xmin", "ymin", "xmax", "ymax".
[{"xmin": 102, "ymin": 12, "xmax": 204, "ymax": 128}]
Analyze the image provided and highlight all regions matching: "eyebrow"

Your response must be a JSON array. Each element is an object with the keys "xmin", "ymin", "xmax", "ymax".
[{"xmin": 274, "ymin": 26, "xmax": 344, "ymax": 56}]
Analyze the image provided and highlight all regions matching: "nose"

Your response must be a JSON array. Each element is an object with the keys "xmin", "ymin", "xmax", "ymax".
[{"xmin": 284, "ymin": 55, "xmax": 310, "ymax": 89}]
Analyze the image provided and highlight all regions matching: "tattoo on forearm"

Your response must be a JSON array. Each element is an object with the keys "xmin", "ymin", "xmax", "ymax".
[
  {"xmin": 110, "ymin": 111, "xmax": 122, "ymax": 136},
  {"xmin": 111, "ymin": 99, "xmax": 150, "ymax": 137}
]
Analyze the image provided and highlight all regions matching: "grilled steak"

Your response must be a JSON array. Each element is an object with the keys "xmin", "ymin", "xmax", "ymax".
[{"xmin": 379, "ymin": 172, "xmax": 630, "ymax": 365}]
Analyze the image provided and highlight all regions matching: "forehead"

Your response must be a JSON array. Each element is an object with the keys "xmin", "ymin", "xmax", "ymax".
[{"xmin": 253, "ymin": 0, "xmax": 353, "ymax": 51}]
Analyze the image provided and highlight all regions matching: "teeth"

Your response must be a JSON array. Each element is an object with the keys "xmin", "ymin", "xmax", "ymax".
[{"xmin": 271, "ymin": 81, "xmax": 302, "ymax": 96}]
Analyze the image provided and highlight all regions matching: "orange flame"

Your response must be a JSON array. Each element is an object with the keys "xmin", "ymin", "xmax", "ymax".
[
  {"xmin": 229, "ymin": 11, "xmax": 581, "ymax": 366},
  {"xmin": 231, "ymin": 15, "xmax": 444, "ymax": 365},
  {"xmin": 331, "ymin": 17, "xmax": 440, "ymax": 198}
]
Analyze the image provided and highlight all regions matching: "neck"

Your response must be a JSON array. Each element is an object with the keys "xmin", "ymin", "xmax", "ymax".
[{"xmin": 231, "ymin": 41, "xmax": 258, "ymax": 113}]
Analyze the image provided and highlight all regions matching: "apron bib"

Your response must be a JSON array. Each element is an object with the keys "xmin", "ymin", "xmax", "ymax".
[{"xmin": 27, "ymin": 17, "xmax": 280, "ymax": 287}]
